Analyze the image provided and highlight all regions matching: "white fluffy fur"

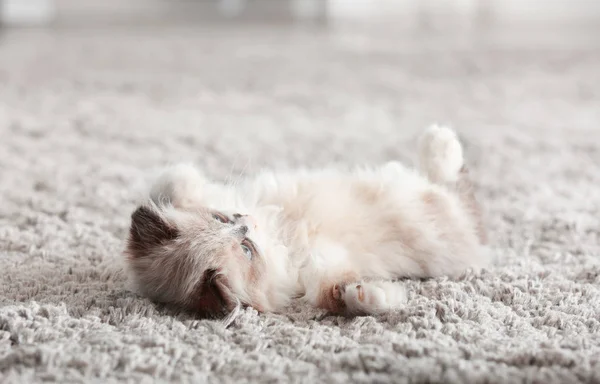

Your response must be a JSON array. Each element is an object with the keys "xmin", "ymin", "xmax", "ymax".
[
  {"xmin": 418, "ymin": 124, "xmax": 465, "ymax": 184},
  {"xmin": 126, "ymin": 125, "xmax": 487, "ymax": 317},
  {"xmin": 342, "ymin": 281, "xmax": 408, "ymax": 315}
]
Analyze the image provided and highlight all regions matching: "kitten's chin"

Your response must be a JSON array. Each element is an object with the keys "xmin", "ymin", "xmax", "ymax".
[
  {"xmin": 257, "ymin": 272, "xmax": 299, "ymax": 313},
  {"xmin": 224, "ymin": 270, "xmax": 297, "ymax": 315}
]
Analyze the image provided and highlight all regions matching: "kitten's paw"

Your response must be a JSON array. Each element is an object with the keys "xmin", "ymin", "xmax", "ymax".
[
  {"xmin": 150, "ymin": 163, "xmax": 205, "ymax": 209},
  {"xmin": 332, "ymin": 283, "xmax": 343, "ymax": 301},
  {"xmin": 341, "ymin": 281, "xmax": 407, "ymax": 315},
  {"xmin": 418, "ymin": 124, "xmax": 464, "ymax": 184}
]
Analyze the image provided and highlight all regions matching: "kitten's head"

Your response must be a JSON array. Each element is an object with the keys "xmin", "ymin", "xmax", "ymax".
[{"xmin": 124, "ymin": 202, "xmax": 285, "ymax": 317}]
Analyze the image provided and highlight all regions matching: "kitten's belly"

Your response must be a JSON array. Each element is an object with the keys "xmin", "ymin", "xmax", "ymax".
[
  {"xmin": 267, "ymin": 170, "xmax": 477, "ymax": 281},
  {"xmin": 276, "ymin": 178, "xmax": 434, "ymax": 279}
]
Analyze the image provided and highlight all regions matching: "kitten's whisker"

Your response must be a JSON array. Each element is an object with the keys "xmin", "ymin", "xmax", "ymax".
[
  {"xmin": 225, "ymin": 156, "xmax": 239, "ymax": 186},
  {"xmin": 221, "ymin": 297, "xmax": 242, "ymax": 328},
  {"xmin": 234, "ymin": 157, "xmax": 252, "ymax": 186}
]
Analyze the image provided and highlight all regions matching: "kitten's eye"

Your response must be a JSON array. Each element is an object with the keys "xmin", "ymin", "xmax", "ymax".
[
  {"xmin": 241, "ymin": 240, "xmax": 253, "ymax": 260},
  {"xmin": 212, "ymin": 213, "xmax": 231, "ymax": 224}
]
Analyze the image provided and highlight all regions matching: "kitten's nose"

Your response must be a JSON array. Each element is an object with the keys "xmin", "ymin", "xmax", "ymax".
[
  {"xmin": 239, "ymin": 225, "xmax": 248, "ymax": 235},
  {"xmin": 235, "ymin": 214, "xmax": 258, "ymax": 230},
  {"xmin": 242, "ymin": 215, "xmax": 258, "ymax": 230}
]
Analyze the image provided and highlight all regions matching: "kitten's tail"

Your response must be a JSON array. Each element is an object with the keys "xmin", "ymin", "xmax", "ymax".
[{"xmin": 418, "ymin": 125, "xmax": 487, "ymax": 243}]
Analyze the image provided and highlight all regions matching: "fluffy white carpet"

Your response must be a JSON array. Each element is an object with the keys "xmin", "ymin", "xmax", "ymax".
[{"xmin": 1, "ymin": 25, "xmax": 600, "ymax": 383}]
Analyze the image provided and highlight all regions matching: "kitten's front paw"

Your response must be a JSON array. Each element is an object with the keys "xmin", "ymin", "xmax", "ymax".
[
  {"xmin": 150, "ymin": 163, "xmax": 205, "ymax": 209},
  {"xmin": 341, "ymin": 281, "xmax": 407, "ymax": 315},
  {"xmin": 332, "ymin": 283, "xmax": 343, "ymax": 301}
]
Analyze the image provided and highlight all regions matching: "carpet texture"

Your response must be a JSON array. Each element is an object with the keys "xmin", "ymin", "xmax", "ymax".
[{"xmin": 1, "ymin": 26, "xmax": 600, "ymax": 383}]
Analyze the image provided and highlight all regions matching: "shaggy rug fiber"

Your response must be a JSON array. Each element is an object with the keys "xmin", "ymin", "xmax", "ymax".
[{"xmin": 1, "ymin": 25, "xmax": 600, "ymax": 383}]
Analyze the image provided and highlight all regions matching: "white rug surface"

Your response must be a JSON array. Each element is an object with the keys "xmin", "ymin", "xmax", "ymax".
[{"xmin": 1, "ymin": 25, "xmax": 600, "ymax": 383}]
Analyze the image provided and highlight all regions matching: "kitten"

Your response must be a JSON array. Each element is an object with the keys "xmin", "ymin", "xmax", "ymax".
[{"xmin": 124, "ymin": 125, "xmax": 488, "ymax": 319}]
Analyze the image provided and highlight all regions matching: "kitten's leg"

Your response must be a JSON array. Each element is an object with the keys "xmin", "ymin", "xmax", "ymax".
[
  {"xmin": 312, "ymin": 273, "xmax": 359, "ymax": 314},
  {"xmin": 316, "ymin": 280, "xmax": 406, "ymax": 315},
  {"xmin": 334, "ymin": 281, "xmax": 407, "ymax": 315},
  {"xmin": 418, "ymin": 124, "xmax": 486, "ymax": 243},
  {"xmin": 149, "ymin": 163, "xmax": 206, "ymax": 209},
  {"xmin": 308, "ymin": 245, "xmax": 408, "ymax": 315},
  {"xmin": 417, "ymin": 124, "xmax": 464, "ymax": 184},
  {"xmin": 455, "ymin": 166, "xmax": 487, "ymax": 243}
]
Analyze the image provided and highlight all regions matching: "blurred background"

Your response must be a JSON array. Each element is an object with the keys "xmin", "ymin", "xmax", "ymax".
[
  {"xmin": 0, "ymin": 0, "xmax": 599, "ymax": 172},
  {"xmin": 2, "ymin": 0, "xmax": 599, "ymax": 31},
  {"xmin": 1, "ymin": 0, "xmax": 599, "ymax": 27}
]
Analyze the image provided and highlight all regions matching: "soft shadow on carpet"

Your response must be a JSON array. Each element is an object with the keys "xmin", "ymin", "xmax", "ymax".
[{"xmin": 1, "ymin": 26, "xmax": 600, "ymax": 383}]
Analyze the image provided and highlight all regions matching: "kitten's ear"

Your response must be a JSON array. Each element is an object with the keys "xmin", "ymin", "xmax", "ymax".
[
  {"xmin": 192, "ymin": 269, "xmax": 237, "ymax": 317},
  {"xmin": 126, "ymin": 205, "xmax": 178, "ymax": 258}
]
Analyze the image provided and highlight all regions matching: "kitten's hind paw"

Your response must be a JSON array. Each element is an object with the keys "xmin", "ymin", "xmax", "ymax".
[
  {"xmin": 341, "ymin": 281, "xmax": 407, "ymax": 315},
  {"xmin": 418, "ymin": 124, "xmax": 464, "ymax": 184}
]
